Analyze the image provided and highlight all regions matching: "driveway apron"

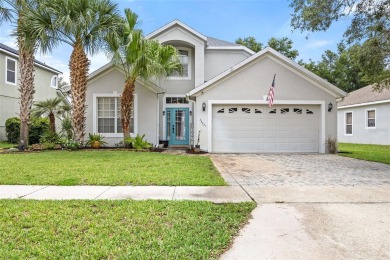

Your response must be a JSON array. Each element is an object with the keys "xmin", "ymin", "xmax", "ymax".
[{"xmin": 213, "ymin": 154, "xmax": 390, "ymax": 260}]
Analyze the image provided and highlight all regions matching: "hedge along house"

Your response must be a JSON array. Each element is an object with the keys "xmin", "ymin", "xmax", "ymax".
[
  {"xmin": 85, "ymin": 20, "xmax": 346, "ymax": 153},
  {"xmin": 0, "ymin": 43, "xmax": 62, "ymax": 141}
]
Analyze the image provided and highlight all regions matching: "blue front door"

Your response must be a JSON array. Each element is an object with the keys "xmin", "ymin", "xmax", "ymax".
[{"xmin": 166, "ymin": 108, "xmax": 189, "ymax": 146}]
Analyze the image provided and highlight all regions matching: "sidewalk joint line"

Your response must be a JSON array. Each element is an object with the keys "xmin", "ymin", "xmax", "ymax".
[
  {"xmin": 227, "ymin": 173, "xmax": 255, "ymax": 202},
  {"xmin": 94, "ymin": 186, "xmax": 113, "ymax": 199},
  {"xmin": 18, "ymin": 186, "xmax": 49, "ymax": 199},
  {"xmin": 172, "ymin": 186, "xmax": 176, "ymax": 200}
]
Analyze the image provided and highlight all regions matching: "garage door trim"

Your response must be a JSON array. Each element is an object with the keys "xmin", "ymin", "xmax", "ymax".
[{"xmin": 207, "ymin": 100, "xmax": 326, "ymax": 153}]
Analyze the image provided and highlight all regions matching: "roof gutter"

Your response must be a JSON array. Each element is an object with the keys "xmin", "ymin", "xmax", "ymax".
[{"xmin": 0, "ymin": 48, "xmax": 62, "ymax": 74}]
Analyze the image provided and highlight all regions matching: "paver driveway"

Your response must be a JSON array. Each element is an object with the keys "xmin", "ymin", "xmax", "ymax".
[
  {"xmin": 213, "ymin": 154, "xmax": 390, "ymax": 259},
  {"xmin": 212, "ymin": 154, "xmax": 390, "ymax": 187}
]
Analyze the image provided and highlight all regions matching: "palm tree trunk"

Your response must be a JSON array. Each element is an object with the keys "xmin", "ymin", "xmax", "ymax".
[
  {"xmin": 69, "ymin": 41, "xmax": 90, "ymax": 144},
  {"xmin": 121, "ymin": 79, "xmax": 135, "ymax": 139},
  {"xmin": 18, "ymin": 37, "xmax": 35, "ymax": 149},
  {"xmin": 48, "ymin": 112, "xmax": 56, "ymax": 133}
]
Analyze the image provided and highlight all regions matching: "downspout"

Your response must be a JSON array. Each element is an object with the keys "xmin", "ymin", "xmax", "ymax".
[
  {"xmin": 186, "ymin": 93, "xmax": 196, "ymax": 148},
  {"xmin": 156, "ymin": 92, "xmax": 165, "ymax": 146}
]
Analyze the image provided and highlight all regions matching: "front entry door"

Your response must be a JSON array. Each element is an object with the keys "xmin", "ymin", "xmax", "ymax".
[{"xmin": 166, "ymin": 108, "xmax": 189, "ymax": 146}]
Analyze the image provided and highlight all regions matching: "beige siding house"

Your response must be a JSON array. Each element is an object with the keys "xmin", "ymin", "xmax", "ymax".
[
  {"xmin": 337, "ymin": 85, "xmax": 390, "ymax": 145},
  {"xmin": 85, "ymin": 20, "xmax": 346, "ymax": 153},
  {"xmin": 0, "ymin": 43, "xmax": 62, "ymax": 141}
]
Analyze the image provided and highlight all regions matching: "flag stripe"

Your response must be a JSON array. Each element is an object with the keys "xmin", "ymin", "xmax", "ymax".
[{"xmin": 267, "ymin": 74, "xmax": 276, "ymax": 107}]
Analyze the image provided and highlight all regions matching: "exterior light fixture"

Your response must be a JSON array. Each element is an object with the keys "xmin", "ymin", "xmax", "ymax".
[
  {"xmin": 190, "ymin": 111, "xmax": 192, "ymax": 116},
  {"xmin": 163, "ymin": 111, "xmax": 165, "ymax": 116},
  {"xmin": 328, "ymin": 102, "xmax": 333, "ymax": 112},
  {"xmin": 202, "ymin": 102, "xmax": 206, "ymax": 111}
]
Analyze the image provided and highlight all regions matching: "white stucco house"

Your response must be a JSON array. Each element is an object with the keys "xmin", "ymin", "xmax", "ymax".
[
  {"xmin": 0, "ymin": 43, "xmax": 63, "ymax": 141},
  {"xmin": 337, "ymin": 85, "xmax": 390, "ymax": 145},
  {"xmin": 86, "ymin": 20, "xmax": 346, "ymax": 153}
]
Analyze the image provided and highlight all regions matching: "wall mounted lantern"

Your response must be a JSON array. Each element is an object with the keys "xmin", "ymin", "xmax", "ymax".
[
  {"xmin": 328, "ymin": 102, "xmax": 333, "ymax": 112},
  {"xmin": 202, "ymin": 102, "xmax": 206, "ymax": 111},
  {"xmin": 163, "ymin": 111, "xmax": 165, "ymax": 116}
]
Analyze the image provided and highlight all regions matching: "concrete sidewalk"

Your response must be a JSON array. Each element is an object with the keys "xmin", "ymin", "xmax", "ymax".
[{"xmin": 0, "ymin": 185, "xmax": 252, "ymax": 203}]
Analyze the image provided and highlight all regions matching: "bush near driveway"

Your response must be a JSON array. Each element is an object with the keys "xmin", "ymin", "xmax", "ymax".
[
  {"xmin": 338, "ymin": 143, "xmax": 390, "ymax": 164},
  {"xmin": 0, "ymin": 200, "xmax": 256, "ymax": 259},
  {"xmin": 0, "ymin": 150, "xmax": 226, "ymax": 186}
]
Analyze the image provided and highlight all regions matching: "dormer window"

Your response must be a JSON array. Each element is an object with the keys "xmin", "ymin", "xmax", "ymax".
[
  {"xmin": 51, "ymin": 76, "xmax": 58, "ymax": 89},
  {"xmin": 169, "ymin": 47, "xmax": 191, "ymax": 80}
]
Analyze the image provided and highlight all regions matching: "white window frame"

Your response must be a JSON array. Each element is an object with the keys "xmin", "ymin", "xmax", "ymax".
[
  {"xmin": 168, "ymin": 47, "xmax": 191, "ymax": 80},
  {"xmin": 92, "ymin": 92, "xmax": 138, "ymax": 138},
  {"xmin": 5, "ymin": 57, "xmax": 17, "ymax": 85},
  {"xmin": 50, "ymin": 75, "xmax": 58, "ymax": 89},
  {"xmin": 344, "ymin": 111, "xmax": 353, "ymax": 136},
  {"xmin": 365, "ymin": 108, "xmax": 376, "ymax": 129}
]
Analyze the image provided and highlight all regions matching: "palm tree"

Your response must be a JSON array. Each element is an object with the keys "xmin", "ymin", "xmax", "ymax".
[
  {"xmin": 32, "ymin": 97, "xmax": 70, "ymax": 133},
  {"xmin": 0, "ymin": 0, "xmax": 40, "ymax": 149},
  {"xmin": 27, "ymin": 0, "xmax": 121, "ymax": 143},
  {"xmin": 107, "ymin": 9, "xmax": 182, "ymax": 139}
]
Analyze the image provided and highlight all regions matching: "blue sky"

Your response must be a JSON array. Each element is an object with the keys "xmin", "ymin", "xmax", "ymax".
[{"xmin": 0, "ymin": 0, "xmax": 351, "ymax": 82}]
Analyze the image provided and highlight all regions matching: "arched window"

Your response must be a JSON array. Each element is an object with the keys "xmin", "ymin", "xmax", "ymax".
[{"xmin": 51, "ymin": 76, "xmax": 58, "ymax": 89}]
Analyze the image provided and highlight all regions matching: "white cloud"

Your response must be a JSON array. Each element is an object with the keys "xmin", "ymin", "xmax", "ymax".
[{"xmin": 304, "ymin": 40, "xmax": 333, "ymax": 49}]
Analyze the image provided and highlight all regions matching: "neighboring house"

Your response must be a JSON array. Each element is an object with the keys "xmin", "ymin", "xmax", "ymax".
[
  {"xmin": 0, "ymin": 43, "xmax": 62, "ymax": 141},
  {"xmin": 86, "ymin": 20, "xmax": 346, "ymax": 153},
  {"xmin": 337, "ymin": 85, "xmax": 390, "ymax": 145}
]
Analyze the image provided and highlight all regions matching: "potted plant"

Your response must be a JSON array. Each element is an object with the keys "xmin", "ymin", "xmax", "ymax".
[{"xmin": 86, "ymin": 133, "xmax": 107, "ymax": 149}]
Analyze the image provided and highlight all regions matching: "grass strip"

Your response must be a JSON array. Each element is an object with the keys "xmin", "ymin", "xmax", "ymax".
[{"xmin": 0, "ymin": 200, "xmax": 255, "ymax": 259}]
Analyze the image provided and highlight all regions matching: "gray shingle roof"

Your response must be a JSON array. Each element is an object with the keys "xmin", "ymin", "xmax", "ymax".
[
  {"xmin": 0, "ymin": 43, "xmax": 61, "ymax": 73},
  {"xmin": 338, "ymin": 84, "xmax": 390, "ymax": 107},
  {"xmin": 207, "ymin": 37, "xmax": 240, "ymax": 47}
]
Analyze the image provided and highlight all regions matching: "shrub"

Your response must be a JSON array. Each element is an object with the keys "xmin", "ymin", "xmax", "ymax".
[
  {"xmin": 5, "ymin": 117, "xmax": 50, "ymax": 145},
  {"xmin": 63, "ymin": 139, "xmax": 81, "ymax": 151},
  {"xmin": 5, "ymin": 117, "xmax": 20, "ymax": 143},
  {"xmin": 124, "ymin": 134, "xmax": 152, "ymax": 150},
  {"xmin": 30, "ymin": 118, "xmax": 50, "ymax": 144},
  {"xmin": 40, "ymin": 130, "xmax": 61, "ymax": 144},
  {"xmin": 61, "ymin": 116, "xmax": 73, "ymax": 141},
  {"xmin": 326, "ymin": 137, "xmax": 338, "ymax": 154},
  {"xmin": 43, "ymin": 142, "xmax": 56, "ymax": 150}
]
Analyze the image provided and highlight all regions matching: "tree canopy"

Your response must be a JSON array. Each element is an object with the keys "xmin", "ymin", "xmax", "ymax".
[
  {"xmin": 290, "ymin": 0, "xmax": 390, "ymax": 89},
  {"xmin": 235, "ymin": 36, "xmax": 299, "ymax": 60},
  {"xmin": 235, "ymin": 36, "xmax": 263, "ymax": 53},
  {"xmin": 299, "ymin": 43, "xmax": 372, "ymax": 92}
]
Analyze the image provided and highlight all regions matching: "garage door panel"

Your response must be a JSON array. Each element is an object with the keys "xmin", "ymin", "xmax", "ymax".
[{"xmin": 212, "ymin": 105, "xmax": 320, "ymax": 153}]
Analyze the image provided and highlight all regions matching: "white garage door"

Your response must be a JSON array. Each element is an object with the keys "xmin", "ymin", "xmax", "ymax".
[{"xmin": 212, "ymin": 105, "xmax": 320, "ymax": 153}]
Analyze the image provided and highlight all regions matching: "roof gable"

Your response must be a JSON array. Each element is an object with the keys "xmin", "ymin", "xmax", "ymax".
[
  {"xmin": 146, "ymin": 20, "xmax": 207, "ymax": 42},
  {"xmin": 338, "ymin": 84, "xmax": 390, "ymax": 107},
  {"xmin": 87, "ymin": 62, "xmax": 165, "ymax": 94},
  {"xmin": 188, "ymin": 47, "xmax": 346, "ymax": 98}
]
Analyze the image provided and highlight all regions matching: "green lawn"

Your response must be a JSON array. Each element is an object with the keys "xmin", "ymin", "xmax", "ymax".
[
  {"xmin": 338, "ymin": 143, "xmax": 390, "ymax": 164},
  {"xmin": 0, "ymin": 200, "xmax": 255, "ymax": 259},
  {"xmin": 0, "ymin": 150, "xmax": 226, "ymax": 186},
  {"xmin": 0, "ymin": 141, "xmax": 15, "ymax": 149}
]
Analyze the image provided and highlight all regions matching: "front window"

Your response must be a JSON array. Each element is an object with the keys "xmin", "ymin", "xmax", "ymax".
[
  {"xmin": 366, "ymin": 109, "xmax": 376, "ymax": 128},
  {"xmin": 97, "ymin": 97, "xmax": 133, "ymax": 134},
  {"xmin": 169, "ymin": 48, "xmax": 191, "ymax": 80},
  {"xmin": 345, "ymin": 112, "xmax": 352, "ymax": 135},
  {"xmin": 6, "ymin": 57, "xmax": 17, "ymax": 85}
]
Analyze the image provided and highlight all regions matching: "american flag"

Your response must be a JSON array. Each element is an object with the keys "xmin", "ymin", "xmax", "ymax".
[{"xmin": 267, "ymin": 74, "xmax": 276, "ymax": 107}]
